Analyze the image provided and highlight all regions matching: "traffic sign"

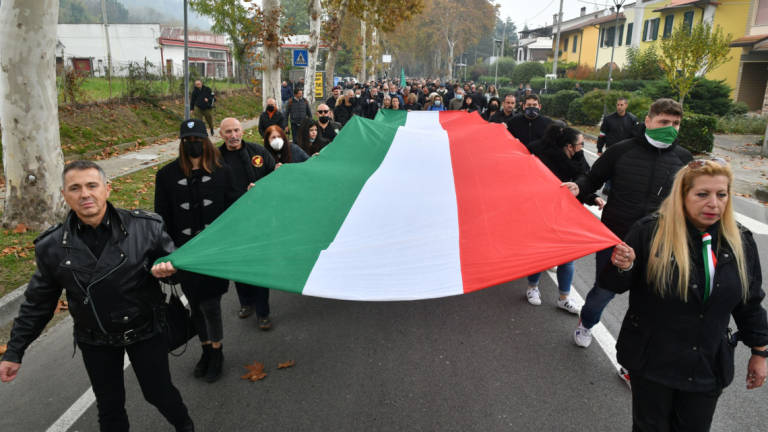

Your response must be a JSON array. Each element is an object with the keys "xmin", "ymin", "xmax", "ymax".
[{"xmin": 293, "ymin": 49, "xmax": 308, "ymax": 67}]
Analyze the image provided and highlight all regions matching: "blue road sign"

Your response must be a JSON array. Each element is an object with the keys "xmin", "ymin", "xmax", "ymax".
[{"xmin": 293, "ymin": 49, "xmax": 308, "ymax": 67}]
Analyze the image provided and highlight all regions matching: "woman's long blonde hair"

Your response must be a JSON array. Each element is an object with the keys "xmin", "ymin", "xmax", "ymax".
[{"xmin": 647, "ymin": 160, "xmax": 748, "ymax": 301}]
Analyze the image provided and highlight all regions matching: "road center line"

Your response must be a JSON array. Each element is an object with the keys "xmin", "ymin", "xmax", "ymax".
[{"xmin": 46, "ymin": 354, "xmax": 131, "ymax": 432}]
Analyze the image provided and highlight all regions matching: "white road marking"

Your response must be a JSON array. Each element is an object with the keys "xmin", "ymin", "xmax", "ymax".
[
  {"xmin": 545, "ymin": 270, "xmax": 620, "ymax": 371},
  {"xmin": 46, "ymin": 354, "xmax": 131, "ymax": 432},
  {"xmin": 735, "ymin": 212, "xmax": 768, "ymax": 236}
]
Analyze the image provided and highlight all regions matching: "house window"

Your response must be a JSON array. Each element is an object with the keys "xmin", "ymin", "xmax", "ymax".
[
  {"xmin": 618, "ymin": 24, "xmax": 624, "ymax": 46},
  {"xmin": 190, "ymin": 62, "xmax": 205, "ymax": 77},
  {"xmin": 644, "ymin": 18, "xmax": 660, "ymax": 41},
  {"xmin": 563, "ymin": 37, "xmax": 568, "ymax": 52},
  {"xmin": 683, "ymin": 11, "xmax": 694, "ymax": 32},
  {"xmin": 663, "ymin": 15, "xmax": 674, "ymax": 38},
  {"xmin": 626, "ymin": 23, "xmax": 633, "ymax": 45},
  {"xmin": 210, "ymin": 51, "xmax": 225, "ymax": 60},
  {"xmin": 572, "ymin": 34, "xmax": 578, "ymax": 52},
  {"xmin": 189, "ymin": 49, "xmax": 209, "ymax": 58}
]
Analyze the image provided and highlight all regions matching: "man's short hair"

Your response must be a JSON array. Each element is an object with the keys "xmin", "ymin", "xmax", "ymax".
[
  {"xmin": 524, "ymin": 94, "xmax": 540, "ymax": 103},
  {"xmin": 648, "ymin": 98, "xmax": 683, "ymax": 118},
  {"xmin": 617, "ymin": 97, "xmax": 628, "ymax": 103},
  {"xmin": 62, "ymin": 160, "xmax": 108, "ymax": 186},
  {"xmin": 294, "ymin": 88, "xmax": 303, "ymax": 95},
  {"xmin": 503, "ymin": 94, "xmax": 516, "ymax": 101}
]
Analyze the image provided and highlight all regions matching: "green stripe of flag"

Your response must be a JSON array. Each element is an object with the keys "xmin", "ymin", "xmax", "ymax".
[
  {"xmin": 374, "ymin": 108, "xmax": 408, "ymax": 126},
  {"xmin": 163, "ymin": 116, "xmax": 400, "ymax": 292}
]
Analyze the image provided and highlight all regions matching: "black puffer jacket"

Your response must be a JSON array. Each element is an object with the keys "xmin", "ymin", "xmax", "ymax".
[
  {"xmin": 506, "ymin": 114, "xmax": 553, "ymax": 149},
  {"xmin": 600, "ymin": 215, "xmax": 768, "ymax": 392},
  {"xmin": 3, "ymin": 205, "xmax": 175, "ymax": 362},
  {"xmin": 576, "ymin": 130, "xmax": 692, "ymax": 239}
]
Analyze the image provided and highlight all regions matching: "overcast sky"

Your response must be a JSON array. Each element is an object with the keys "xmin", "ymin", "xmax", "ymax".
[{"xmin": 497, "ymin": 0, "xmax": 614, "ymax": 31}]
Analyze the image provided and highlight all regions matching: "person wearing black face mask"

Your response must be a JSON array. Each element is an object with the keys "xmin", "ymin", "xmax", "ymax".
[
  {"xmin": 258, "ymin": 97, "xmax": 288, "ymax": 139},
  {"xmin": 154, "ymin": 119, "xmax": 239, "ymax": 383},
  {"xmin": 506, "ymin": 94, "xmax": 553, "ymax": 149},
  {"xmin": 482, "ymin": 96, "xmax": 501, "ymax": 121},
  {"xmin": 315, "ymin": 103, "xmax": 342, "ymax": 143}
]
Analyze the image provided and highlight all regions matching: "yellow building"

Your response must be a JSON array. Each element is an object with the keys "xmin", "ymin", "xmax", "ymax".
[
  {"xmin": 730, "ymin": 0, "xmax": 768, "ymax": 112},
  {"xmin": 553, "ymin": 9, "xmax": 606, "ymax": 69},
  {"xmin": 635, "ymin": 0, "xmax": 751, "ymax": 99}
]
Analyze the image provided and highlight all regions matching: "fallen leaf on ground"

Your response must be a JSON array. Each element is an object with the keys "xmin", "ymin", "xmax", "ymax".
[
  {"xmin": 241, "ymin": 361, "xmax": 267, "ymax": 381},
  {"xmin": 13, "ymin": 223, "xmax": 27, "ymax": 234},
  {"xmin": 277, "ymin": 360, "xmax": 295, "ymax": 369},
  {"xmin": 0, "ymin": 345, "xmax": 6, "ymax": 356},
  {"xmin": 55, "ymin": 300, "xmax": 69, "ymax": 314}
]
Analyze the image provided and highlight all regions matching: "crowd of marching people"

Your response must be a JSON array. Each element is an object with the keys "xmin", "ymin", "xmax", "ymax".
[{"xmin": 1, "ymin": 73, "xmax": 767, "ymax": 432}]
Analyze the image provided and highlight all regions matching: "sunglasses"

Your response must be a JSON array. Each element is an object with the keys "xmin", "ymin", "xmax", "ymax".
[
  {"xmin": 687, "ymin": 158, "xmax": 727, "ymax": 169},
  {"xmin": 317, "ymin": 110, "xmax": 329, "ymax": 114}
]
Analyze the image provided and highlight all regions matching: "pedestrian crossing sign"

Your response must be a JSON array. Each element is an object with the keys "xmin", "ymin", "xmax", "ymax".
[{"xmin": 293, "ymin": 49, "xmax": 308, "ymax": 67}]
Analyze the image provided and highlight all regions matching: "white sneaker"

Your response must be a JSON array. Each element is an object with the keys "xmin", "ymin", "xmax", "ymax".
[
  {"xmin": 557, "ymin": 298, "xmax": 581, "ymax": 314},
  {"xmin": 526, "ymin": 286, "xmax": 541, "ymax": 306},
  {"xmin": 573, "ymin": 321, "xmax": 593, "ymax": 347}
]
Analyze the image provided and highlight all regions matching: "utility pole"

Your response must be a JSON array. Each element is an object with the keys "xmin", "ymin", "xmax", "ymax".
[
  {"xmin": 100, "ymin": 0, "xmax": 112, "ymax": 98},
  {"xmin": 602, "ymin": 0, "xmax": 625, "ymax": 120},
  {"xmin": 551, "ymin": 0, "xmax": 564, "ymax": 77},
  {"xmin": 183, "ymin": 0, "xmax": 190, "ymax": 119}
]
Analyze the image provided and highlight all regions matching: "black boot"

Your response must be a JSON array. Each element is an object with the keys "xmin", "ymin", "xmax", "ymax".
[
  {"xmin": 205, "ymin": 344, "xmax": 223, "ymax": 383},
  {"xmin": 193, "ymin": 344, "xmax": 211, "ymax": 378},
  {"xmin": 175, "ymin": 418, "xmax": 195, "ymax": 432}
]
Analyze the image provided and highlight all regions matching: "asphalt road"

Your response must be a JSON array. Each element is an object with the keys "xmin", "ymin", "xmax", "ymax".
[{"xmin": 1, "ymin": 138, "xmax": 767, "ymax": 431}]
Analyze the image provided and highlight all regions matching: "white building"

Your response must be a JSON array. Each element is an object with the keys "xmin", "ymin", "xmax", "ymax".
[{"xmin": 55, "ymin": 24, "xmax": 234, "ymax": 79}]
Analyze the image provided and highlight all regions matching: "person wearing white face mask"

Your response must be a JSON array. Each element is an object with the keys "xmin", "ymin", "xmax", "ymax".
[{"xmin": 262, "ymin": 125, "xmax": 309, "ymax": 168}]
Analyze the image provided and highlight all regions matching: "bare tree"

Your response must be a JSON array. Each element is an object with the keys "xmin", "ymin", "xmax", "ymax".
[
  {"xmin": 262, "ymin": 0, "xmax": 283, "ymax": 109},
  {"xmin": 304, "ymin": 0, "xmax": 322, "ymax": 104},
  {"xmin": 0, "ymin": 0, "xmax": 67, "ymax": 229}
]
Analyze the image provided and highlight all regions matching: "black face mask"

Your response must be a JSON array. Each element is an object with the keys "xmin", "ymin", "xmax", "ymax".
[
  {"xmin": 524, "ymin": 107, "xmax": 540, "ymax": 119},
  {"xmin": 489, "ymin": 104, "xmax": 499, "ymax": 111},
  {"xmin": 183, "ymin": 140, "xmax": 203, "ymax": 158},
  {"xmin": 266, "ymin": 105, "xmax": 275, "ymax": 112},
  {"xmin": 318, "ymin": 116, "xmax": 330, "ymax": 124}
]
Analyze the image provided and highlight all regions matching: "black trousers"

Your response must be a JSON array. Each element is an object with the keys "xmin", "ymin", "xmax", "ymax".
[
  {"xmin": 631, "ymin": 373, "xmax": 721, "ymax": 432},
  {"xmin": 235, "ymin": 282, "xmax": 270, "ymax": 316},
  {"xmin": 78, "ymin": 333, "xmax": 192, "ymax": 432}
]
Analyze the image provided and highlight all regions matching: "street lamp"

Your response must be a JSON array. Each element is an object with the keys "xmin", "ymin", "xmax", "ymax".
[
  {"xmin": 602, "ymin": 0, "xmax": 626, "ymax": 120},
  {"xmin": 494, "ymin": 39, "xmax": 502, "ymax": 88}
]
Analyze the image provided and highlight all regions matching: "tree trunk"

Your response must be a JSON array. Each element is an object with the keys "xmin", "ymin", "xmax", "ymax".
[
  {"xmin": 446, "ymin": 39, "xmax": 455, "ymax": 82},
  {"xmin": 262, "ymin": 0, "xmax": 282, "ymax": 109},
  {"xmin": 324, "ymin": 0, "xmax": 349, "ymax": 97},
  {"xmin": 0, "ymin": 0, "xmax": 67, "ymax": 229},
  {"xmin": 360, "ymin": 18, "xmax": 367, "ymax": 83},
  {"xmin": 304, "ymin": 0, "xmax": 322, "ymax": 105}
]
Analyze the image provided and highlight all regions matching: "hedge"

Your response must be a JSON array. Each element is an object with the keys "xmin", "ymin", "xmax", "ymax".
[
  {"xmin": 511, "ymin": 62, "xmax": 547, "ymax": 86},
  {"xmin": 529, "ymin": 77, "xmax": 657, "ymax": 94},
  {"xmin": 550, "ymin": 90, "xmax": 581, "ymax": 118},
  {"xmin": 640, "ymin": 78, "xmax": 733, "ymax": 116},
  {"xmin": 478, "ymin": 75, "xmax": 512, "ymax": 87},
  {"xmin": 566, "ymin": 90, "xmax": 652, "ymax": 125},
  {"xmin": 678, "ymin": 113, "xmax": 717, "ymax": 153}
]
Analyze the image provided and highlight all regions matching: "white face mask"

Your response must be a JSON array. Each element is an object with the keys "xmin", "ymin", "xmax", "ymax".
[{"xmin": 269, "ymin": 137, "xmax": 284, "ymax": 151}]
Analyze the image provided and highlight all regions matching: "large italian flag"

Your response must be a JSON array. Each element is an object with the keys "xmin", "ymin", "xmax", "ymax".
[{"xmin": 161, "ymin": 110, "xmax": 619, "ymax": 300}]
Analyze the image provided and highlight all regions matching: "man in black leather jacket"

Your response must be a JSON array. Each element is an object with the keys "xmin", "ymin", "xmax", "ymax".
[{"xmin": 0, "ymin": 161, "xmax": 194, "ymax": 432}]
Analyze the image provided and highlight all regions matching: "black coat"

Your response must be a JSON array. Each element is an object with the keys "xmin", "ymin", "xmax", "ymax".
[
  {"xmin": 3, "ymin": 205, "xmax": 175, "ymax": 360},
  {"xmin": 318, "ymin": 120, "xmax": 342, "ymax": 142},
  {"xmin": 488, "ymin": 110, "xmax": 516, "ymax": 124},
  {"xmin": 600, "ymin": 215, "xmax": 768, "ymax": 392},
  {"xmin": 334, "ymin": 103, "xmax": 356, "ymax": 126},
  {"xmin": 506, "ymin": 114, "xmax": 553, "ymax": 149},
  {"xmin": 154, "ymin": 160, "xmax": 240, "ymax": 299},
  {"xmin": 219, "ymin": 140, "xmax": 276, "ymax": 192},
  {"xmin": 191, "ymin": 85, "xmax": 214, "ymax": 110},
  {"xmin": 597, "ymin": 111, "xmax": 640, "ymax": 153},
  {"xmin": 575, "ymin": 130, "xmax": 692, "ymax": 239},
  {"xmin": 258, "ymin": 110, "xmax": 288, "ymax": 139}
]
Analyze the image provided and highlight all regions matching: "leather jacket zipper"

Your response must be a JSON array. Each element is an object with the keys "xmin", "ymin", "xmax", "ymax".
[{"xmin": 73, "ymin": 254, "xmax": 127, "ymax": 335}]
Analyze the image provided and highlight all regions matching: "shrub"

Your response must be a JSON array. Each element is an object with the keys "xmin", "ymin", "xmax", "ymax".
[
  {"xmin": 567, "ymin": 97, "xmax": 591, "ymax": 125},
  {"xmin": 678, "ymin": 113, "xmax": 717, "ymax": 153},
  {"xmin": 728, "ymin": 101, "xmax": 749, "ymax": 116},
  {"xmin": 495, "ymin": 57, "xmax": 516, "ymax": 76},
  {"xmin": 640, "ymin": 78, "xmax": 732, "ymax": 116},
  {"xmin": 624, "ymin": 46, "xmax": 664, "ymax": 80},
  {"xmin": 468, "ymin": 63, "xmax": 489, "ymax": 81},
  {"xmin": 716, "ymin": 115, "xmax": 768, "ymax": 134},
  {"xmin": 60, "ymin": 67, "xmax": 86, "ymax": 104},
  {"xmin": 572, "ymin": 89, "xmax": 630, "ymax": 124},
  {"xmin": 539, "ymin": 94, "xmax": 556, "ymax": 117},
  {"xmin": 566, "ymin": 64, "xmax": 594, "ymax": 80},
  {"xmin": 530, "ymin": 77, "xmax": 575, "ymax": 93},
  {"xmin": 550, "ymin": 90, "xmax": 581, "ymax": 118},
  {"xmin": 511, "ymin": 62, "xmax": 547, "ymax": 86}
]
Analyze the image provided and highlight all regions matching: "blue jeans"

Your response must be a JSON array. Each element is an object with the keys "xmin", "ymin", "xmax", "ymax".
[
  {"xmin": 579, "ymin": 247, "xmax": 615, "ymax": 329},
  {"xmin": 527, "ymin": 261, "xmax": 575, "ymax": 296}
]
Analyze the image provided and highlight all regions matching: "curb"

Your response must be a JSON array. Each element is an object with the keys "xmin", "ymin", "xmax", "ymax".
[{"xmin": 0, "ymin": 284, "xmax": 26, "ymax": 328}]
